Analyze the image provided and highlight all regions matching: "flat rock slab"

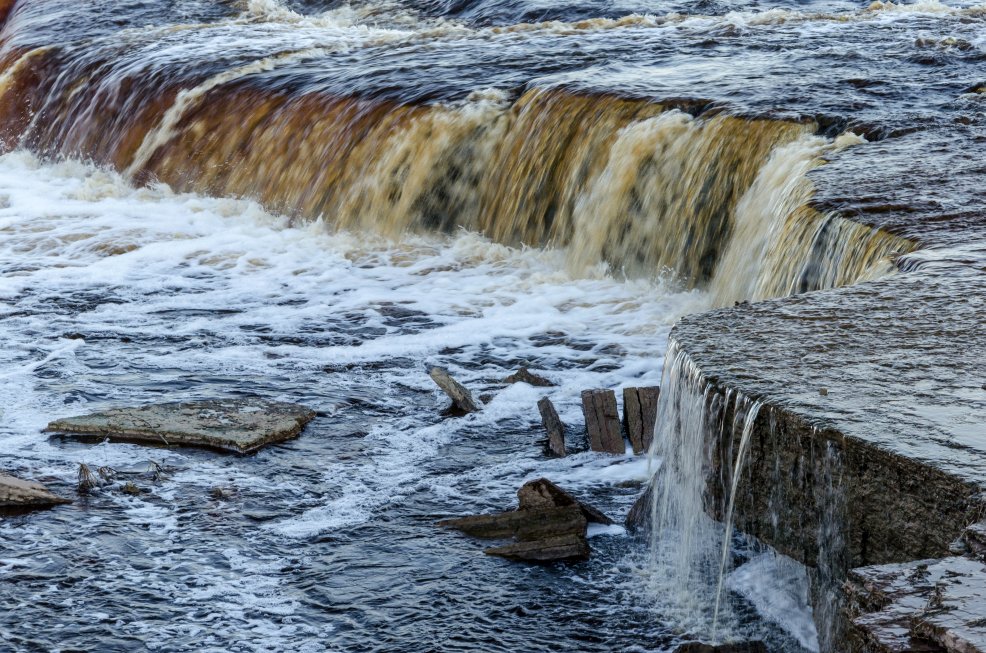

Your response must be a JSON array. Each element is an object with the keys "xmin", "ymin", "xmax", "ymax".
[
  {"xmin": 0, "ymin": 473, "xmax": 70, "ymax": 514},
  {"xmin": 846, "ymin": 556, "xmax": 986, "ymax": 653},
  {"xmin": 517, "ymin": 478, "xmax": 613, "ymax": 525},
  {"xmin": 439, "ymin": 505, "xmax": 587, "ymax": 541},
  {"xmin": 45, "ymin": 399, "xmax": 316, "ymax": 454},
  {"xmin": 485, "ymin": 533, "xmax": 590, "ymax": 563}
]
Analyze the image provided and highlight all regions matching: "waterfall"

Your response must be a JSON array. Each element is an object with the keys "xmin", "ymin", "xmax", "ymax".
[{"xmin": 0, "ymin": 34, "xmax": 911, "ymax": 303}]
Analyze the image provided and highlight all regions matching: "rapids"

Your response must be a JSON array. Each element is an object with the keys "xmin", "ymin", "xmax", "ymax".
[{"xmin": 0, "ymin": 0, "xmax": 983, "ymax": 650}]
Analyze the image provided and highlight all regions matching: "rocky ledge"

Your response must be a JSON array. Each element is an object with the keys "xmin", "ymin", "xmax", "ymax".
[
  {"xmin": 45, "ymin": 398, "xmax": 316, "ymax": 454},
  {"xmin": 0, "ymin": 472, "xmax": 70, "ymax": 514}
]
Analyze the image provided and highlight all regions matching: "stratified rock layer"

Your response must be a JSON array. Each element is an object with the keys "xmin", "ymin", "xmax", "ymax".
[
  {"xmin": 45, "ymin": 398, "xmax": 316, "ymax": 454},
  {"xmin": 0, "ymin": 472, "xmax": 70, "ymax": 513}
]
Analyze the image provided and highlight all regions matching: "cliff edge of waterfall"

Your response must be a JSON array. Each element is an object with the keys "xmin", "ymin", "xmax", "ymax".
[{"xmin": 657, "ymin": 124, "xmax": 986, "ymax": 652}]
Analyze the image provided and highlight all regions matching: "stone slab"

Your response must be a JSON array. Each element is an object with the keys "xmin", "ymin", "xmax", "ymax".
[
  {"xmin": 581, "ymin": 389, "xmax": 624, "ymax": 454},
  {"xmin": 0, "ymin": 472, "xmax": 70, "ymax": 513},
  {"xmin": 845, "ymin": 556, "xmax": 986, "ymax": 653},
  {"xmin": 45, "ymin": 398, "xmax": 316, "ymax": 454},
  {"xmin": 484, "ymin": 533, "xmax": 590, "ymax": 563}
]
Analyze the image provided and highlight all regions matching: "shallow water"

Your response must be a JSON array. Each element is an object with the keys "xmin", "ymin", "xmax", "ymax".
[
  {"xmin": 3, "ymin": 0, "xmax": 981, "ymax": 649},
  {"xmin": 0, "ymin": 152, "xmax": 818, "ymax": 651}
]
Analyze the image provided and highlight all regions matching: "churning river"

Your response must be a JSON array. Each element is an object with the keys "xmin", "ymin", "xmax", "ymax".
[{"xmin": 0, "ymin": 0, "xmax": 982, "ymax": 651}]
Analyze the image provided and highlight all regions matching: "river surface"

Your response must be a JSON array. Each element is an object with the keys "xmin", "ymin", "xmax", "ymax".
[{"xmin": 1, "ymin": 0, "xmax": 983, "ymax": 650}]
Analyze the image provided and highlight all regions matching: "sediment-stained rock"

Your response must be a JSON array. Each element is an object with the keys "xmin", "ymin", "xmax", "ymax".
[
  {"xmin": 484, "ymin": 533, "xmax": 590, "ymax": 563},
  {"xmin": 622, "ymin": 386, "xmax": 660, "ymax": 454},
  {"xmin": 581, "ymin": 389, "xmax": 624, "ymax": 454},
  {"xmin": 45, "ymin": 398, "xmax": 316, "ymax": 454},
  {"xmin": 537, "ymin": 397, "xmax": 567, "ymax": 457},
  {"xmin": 429, "ymin": 366, "xmax": 479, "ymax": 414},
  {"xmin": 0, "ymin": 472, "xmax": 71, "ymax": 513}
]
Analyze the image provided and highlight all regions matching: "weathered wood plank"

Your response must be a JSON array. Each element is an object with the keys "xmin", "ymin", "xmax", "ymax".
[
  {"xmin": 537, "ymin": 397, "xmax": 566, "ymax": 457},
  {"xmin": 622, "ymin": 386, "xmax": 661, "ymax": 454},
  {"xmin": 581, "ymin": 389, "xmax": 624, "ymax": 454}
]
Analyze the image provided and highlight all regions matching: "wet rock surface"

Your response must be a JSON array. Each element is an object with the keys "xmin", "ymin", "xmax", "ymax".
[
  {"xmin": 45, "ymin": 398, "xmax": 316, "ymax": 454},
  {"xmin": 505, "ymin": 367, "xmax": 554, "ymax": 387},
  {"xmin": 439, "ymin": 478, "xmax": 611, "ymax": 563},
  {"xmin": 0, "ymin": 472, "xmax": 70, "ymax": 514},
  {"xmin": 845, "ymin": 554, "xmax": 986, "ymax": 653}
]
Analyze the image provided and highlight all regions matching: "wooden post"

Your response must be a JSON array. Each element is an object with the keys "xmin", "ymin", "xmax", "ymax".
[
  {"xmin": 537, "ymin": 397, "xmax": 566, "ymax": 457},
  {"xmin": 623, "ymin": 386, "xmax": 661, "ymax": 454},
  {"xmin": 580, "ymin": 389, "xmax": 624, "ymax": 454},
  {"xmin": 429, "ymin": 367, "xmax": 479, "ymax": 413}
]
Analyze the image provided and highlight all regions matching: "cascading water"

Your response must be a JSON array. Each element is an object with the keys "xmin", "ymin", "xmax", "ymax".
[{"xmin": 0, "ymin": 0, "xmax": 973, "ymax": 650}]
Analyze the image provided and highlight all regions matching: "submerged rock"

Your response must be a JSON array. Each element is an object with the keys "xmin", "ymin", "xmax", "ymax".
[
  {"xmin": 505, "ymin": 367, "xmax": 555, "ymax": 387},
  {"xmin": 0, "ymin": 472, "xmax": 71, "ymax": 514},
  {"xmin": 428, "ymin": 366, "xmax": 479, "ymax": 414},
  {"xmin": 439, "ymin": 505, "xmax": 586, "ymax": 541},
  {"xmin": 45, "ymin": 398, "xmax": 316, "ymax": 454}
]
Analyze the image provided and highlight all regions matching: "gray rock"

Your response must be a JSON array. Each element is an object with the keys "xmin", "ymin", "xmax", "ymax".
[
  {"xmin": 625, "ymin": 482, "xmax": 654, "ymax": 532},
  {"xmin": 0, "ymin": 472, "xmax": 70, "ymax": 513},
  {"xmin": 484, "ymin": 533, "xmax": 590, "ymax": 563},
  {"xmin": 45, "ymin": 398, "xmax": 315, "ymax": 454},
  {"xmin": 537, "ymin": 398, "xmax": 566, "ymax": 457},
  {"xmin": 845, "ymin": 556, "xmax": 986, "ymax": 653},
  {"xmin": 429, "ymin": 367, "xmax": 479, "ymax": 414},
  {"xmin": 581, "ymin": 389, "xmax": 624, "ymax": 454}
]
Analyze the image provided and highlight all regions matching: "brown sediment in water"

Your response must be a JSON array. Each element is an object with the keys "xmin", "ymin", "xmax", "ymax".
[{"xmin": 0, "ymin": 40, "xmax": 914, "ymax": 301}]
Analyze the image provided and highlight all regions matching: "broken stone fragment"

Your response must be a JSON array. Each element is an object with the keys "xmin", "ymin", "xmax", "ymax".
[
  {"xmin": 428, "ymin": 367, "xmax": 479, "ymax": 414},
  {"xmin": 439, "ymin": 478, "xmax": 610, "ymax": 564},
  {"xmin": 438, "ymin": 505, "xmax": 586, "ymax": 540},
  {"xmin": 622, "ymin": 386, "xmax": 660, "ymax": 454},
  {"xmin": 0, "ymin": 472, "xmax": 71, "ymax": 514},
  {"xmin": 45, "ymin": 398, "xmax": 315, "ymax": 455},
  {"xmin": 517, "ymin": 478, "xmax": 613, "ymax": 525},
  {"xmin": 581, "ymin": 389, "xmax": 625, "ymax": 454},
  {"xmin": 484, "ymin": 533, "xmax": 590, "ymax": 563},
  {"xmin": 504, "ymin": 367, "xmax": 555, "ymax": 387},
  {"xmin": 845, "ymin": 555, "xmax": 986, "ymax": 653},
  {"xmin": 537, "ymin": 397, "xmax": 566, "ymax": 457}
]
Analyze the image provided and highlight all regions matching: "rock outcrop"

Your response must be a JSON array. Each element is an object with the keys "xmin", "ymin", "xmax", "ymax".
[
  {"xmin": 439, "ymin": 478, "xmax": 612, "ymax": 563},
  {"xmin": 0, "ymin": 472, "xmax": 71, "ymax": 514},
  {"xmin": 45, "ymin": 398, "xmax": 316, "ymax": 454}
]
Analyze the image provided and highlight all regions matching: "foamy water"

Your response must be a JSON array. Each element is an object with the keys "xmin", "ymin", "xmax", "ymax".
[{"xmin": 0, "ymin": 151, "xmax": 816, "ymax": 651}]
